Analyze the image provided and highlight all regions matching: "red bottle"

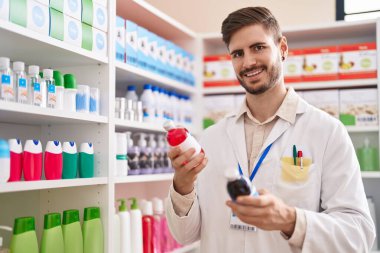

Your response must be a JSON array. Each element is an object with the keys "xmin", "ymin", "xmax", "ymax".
[
  {"xmin": 23, "ymin": 140, "xmax": 43, "ymax": 181},
  {"xmin": 142, "ymin": 201, "xmax": 155, "ymax": 253},
  {"xmin": 44, "ymin": 140, "xmax": 63, "ymax": 180},
  {"xmin": 163, "ymin": 121, "xmax": 203, "ymax": 159},
  {"xmin": 8, "ymin": 139, "xmax": 23, "ymax": 182}
]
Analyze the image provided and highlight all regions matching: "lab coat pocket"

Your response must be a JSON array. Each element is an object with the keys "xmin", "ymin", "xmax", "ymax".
[{"xmin": 280, "ymin": 157, "xmax": 312, "ymax": 182}]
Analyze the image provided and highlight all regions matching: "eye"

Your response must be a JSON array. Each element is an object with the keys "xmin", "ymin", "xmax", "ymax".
[
  {"xmin": 231, "ymin": 51, "xmax": 243, "ymax": 58},
  {"xmin": 254, "ymin": 45, "xmax": 265, "ymax": 51}
]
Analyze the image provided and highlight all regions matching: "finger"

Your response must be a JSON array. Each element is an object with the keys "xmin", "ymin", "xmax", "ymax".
[
  {"xmin": 236, "ymin": 194, "xmax": 272, "ymax": 207},
  {"xmin": 183, "ymin": 153, "xmax": 205, "ymax": 171},
  {"xmin": 167, "ymin": 147, "xmax": 182, "ymax": 160},
  {"xmin": 258, "ymin": 188, "xmax": 270, "ymax": 195},
  {"xmin": 171, "ymin": 148, "xmax": 196, "ymax": 168}
]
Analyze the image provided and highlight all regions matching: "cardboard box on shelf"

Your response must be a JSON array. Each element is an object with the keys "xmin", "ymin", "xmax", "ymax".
[
  {"xmin": 64, "ymin": 14, "xmax": 82, "ymax": 47},
  {"xmin": 203, "ymin": 95, "xmax": 236, "ymax": 128},
  {"xmin": 303, "ymin": 90, "xmax": 339, "ymax": 118},
  {"xmin": 0, "ymin": 0, "xmax": 9, "ymax": 21},
  {"xmin": 50, "ymin": 7, "xmax": 64, "ymax": 41},
  {"xmin": 338, "ymin": 42, "xmax": 377, "ymax": 79},
  {"xmin": 203, "ymin": 55, "xmax": 239, "ymax": 87},
  {"xmin": 92, "ymin": 27, "xmax": 107, "ymax": 57},
  {"xmin": 115, "ymin": 16, "xmax": 125, "ymax": 62},
  {"xmin": 125, "ymin": 20, "xmax": 138, "ymax": 66},
  {"xmin": 340, "ymin": 88, "xmax": 378, "ymax": 126},
  {"xmin": 302, "ymin": 46, "xmax": 339, "ymax": 81},
  {"xmin": 27, "ymin": 0, "xmax": 49, "ymax": 35},
  {"xmin": 284, "ymin": 49, "xmax": 303, "ymax": 83},
  {"xmin": 50, "ymin": 0, "xmax": 81, "ymax": 21}
]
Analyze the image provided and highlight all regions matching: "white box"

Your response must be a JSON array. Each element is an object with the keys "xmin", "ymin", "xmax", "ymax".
[
  {"xmin": 64, "ymin": 14, "xmax": 82, "ymax": 47},
  {"xmin": 148, "ymin": 31, "xmax": 159, "ymax": 72},
  {"xmin": 284, "ymin": 49, "xmax": 303, "ymax": 82},
  {"xmin": 156, "ymin": 36, "xmax": 167, "ymax": 75},
  {"xmin": 115, "ymin": 16, "xmax": 125, "ymax": 62},
  {"xmin": 303, "ymin": 46, "xmax": 339, "ymax": 81},
  {"xmin": 27, "ymin": 0, "xmax": 49, "ymax": 36},
  {"xmin": 203, "ymin": 95, "xmax": 236, "ymax": 127},
  {"xmin": 93, "ymin": 0, "xmax": 107, "ymax": 7},
  {"xmin": 137, "ymin": 26, "xmax": 149, "ymax": 69},
  {"xmin": 0, "ymin": 0, "xmax": 9, "ymax": 21},
  {"xmin": 303, "ymin": 90, "xmax": 339, "ymax": 118},
  {"xmin": 34, "ymin": 0, "xmax": 49, "ymax": 5},
  {"xmin": 125, "ymin": 20, "xmax": 138, "ymax": 66},
  {"xmin": 93, "ymin": 2, "xmax": 107, "ymax": 32},
  {"xmin": 204, "ymin": 55, "xmax": 236, "ymax": 82},
  {"xmin": 340, "ymin": 88, "xmax": 378, "ymax": 126},
  {"xmin": 50, "ymin": 0, "xmax": 81, "ymax": 21},
  {"xmin": 93, "ymin": 27, "xmax": 107, "ymax": 57}
]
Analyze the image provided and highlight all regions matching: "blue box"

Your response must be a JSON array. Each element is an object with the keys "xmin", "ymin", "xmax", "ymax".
[
  {"xmin": 115, "ymin": 16, "xmax": 125, "ymax": 62},
  {"xmin": 125, "ymin": 20, "xmax": 138, "ymax": 65}
]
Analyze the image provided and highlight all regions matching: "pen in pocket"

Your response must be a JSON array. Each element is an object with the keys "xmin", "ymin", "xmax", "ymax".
[{"xmin": 298, "ymin": 150, "xmax": 303, "ymax": 169}]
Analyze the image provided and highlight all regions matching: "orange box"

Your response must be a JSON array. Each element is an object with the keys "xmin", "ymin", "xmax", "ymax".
[
  {"xmin": 284, "ymin": 49, "xmax": 304, "ymax": 83},
  {"xmin": 338, "ymin": 42, "xmax": 377, "ymax": 80},
  {"xmin": 203, "ymin": 55, "xmax": 239, "ymax": 87},
  {"xmin": 302, "ymin": 46, "xmax": 339, "ymax": 81}
]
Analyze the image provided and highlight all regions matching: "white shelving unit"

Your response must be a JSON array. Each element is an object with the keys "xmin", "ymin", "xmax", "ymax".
[{"xmin": 114, "ymin": 173, "xmax": 173, "ymax": 184}]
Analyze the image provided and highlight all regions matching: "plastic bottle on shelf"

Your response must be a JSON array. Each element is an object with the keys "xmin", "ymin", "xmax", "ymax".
[
  {"xmin": 152, "ymin": 198, "xmax": 165, "ymax": 253},
  {"xmin": 147, "ymin": 134, "xmax": 160, "ymax": 174},
  {"xmin": 0, "ymin": 139, "xmax": 10, "ymax": 183},
  {"xmin": 43, "ymin": 69, "xmax": 57, "ymax": 109},
  {"xmin": 0, "ymin": 225, "xmax": 12, "ymax": 253},
  {"xmin": 28, "ymin": 65, "xmax": 42, "ymax": 107},
  {"xmin": 117, "ymin": 199, "xmax": 131, "ymax": 253},
  {"xmin": 137, "ymin": 133, "xmax": 153, "ymax": 175},
  {"xmin": 76, "ymin": 85, "xmax": 90, "ymax": 113},
  {"xmin": 156, "ymin": 135, "xmax": 166, "ymax": 174},
  {"xmin": 83, "ymin": 207, "xmax": 104, "ymax": 253},
  {"xmin": 44, "ymin": 140, "xmax": 63, "ymax": 180},
  {"xmin": 357, "ymin": 137, "xmax": 379, "ymax": 171},
  {"xmin": 62, "ymin": 141, "xmax": 78, "ymax": 179},
  {"xmin": 158, "ymin": 88, "xmax": 167, "ymax": 122},
  {"xmin": 184, "ymin": 96, "xmax": 193, "ymax": 127},
  {"xmin": 114, "ymin": 207, "xmax": 121, "ymax": 253},
  {"xmin": 129, "ymin": 198, "xmax": 143, "ymax": 253},
  {"xmin": 163, "ymin": 121, "xmax": 203, "ymax": 160},
  {"xmin": 10, "ymin": 217, "xmax": 39, "ymax": 253},
  {"xmin": 167, "ymin": 91, "xmax": 174, "ymax": 121},
  {"xmin": 8, "ymin": 139, "xmax": 23, "ymax": 182},
  {"xmin": 152, "ymin": 86, "xmax": 160, "ymax": 123},
  {"xmin": 142, "ymin": 201, "xmax": 155, "ymax": 253},
  {"xmin": 135, "ymin": 101, "xmax": 143, "ymax": 122},
  {"xmin": 62, "ymin": 209, "xmax": 83, "ymax": 253},
  {"xmin": 0, "ymin": 57, "xmax": 14, "ymax": 102},
  {"xmin": 125, "ymin": 85, "xmax": 138, "ymax": 102},
  {"xmin": 13, "ymin": 61, "xmax": 28, "ymax": 104},
  {"xmin": 90, "ymin": 87, "xmax": 100, "ymax": 115},
  {"xmin": 53, "ymin": 70, "xmax": 64, "ymax": 110},
  {"xmin": 140, "ymin": 84, "xmax": 155, "ymax": 123},
  {"xmin": 41, "ymin": 213, "xmax": 64, "ymax": 253},
  {"xmin": 126, "ymin": 132, "xmax": 140, "ymax": 175},
  {"xmin": 23, "ymin": 140, "xmax": 42, "ymax": 181},
  {"xmin": 115, "ymin": 133, "xmax": 128, "ymax": 177},
  {"xmin": 63, "ymin": 74, "xmax": 77, "ymax": 112},
  {"xmin": 78, "ymin": 143, "xmax": 94, "ymax": 178}
]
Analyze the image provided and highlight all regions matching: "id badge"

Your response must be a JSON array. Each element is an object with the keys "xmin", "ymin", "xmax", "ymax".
[{"xmin": 230, "ymin": 212, "xmax": 257, "ymax": 232}]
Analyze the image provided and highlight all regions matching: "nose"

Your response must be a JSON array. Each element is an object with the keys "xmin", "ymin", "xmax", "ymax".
[{"xmin": 242, "ymin": 51, "xmax": 257, "ymax": 70}]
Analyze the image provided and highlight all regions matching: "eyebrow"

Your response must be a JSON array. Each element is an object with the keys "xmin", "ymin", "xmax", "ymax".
[{"xmin": 229, "ymin": 42, "xmax": 267, "ymax": 56}]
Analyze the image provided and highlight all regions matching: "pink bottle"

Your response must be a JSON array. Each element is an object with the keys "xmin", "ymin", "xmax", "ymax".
[
  {"xmin": 8, "ymin": 139, "xmax": 23, "ymax": 182},
  {"xmin": 142, "ymin": 201, "xmax": 155, "ymax": 253},
  {"xmin": 23, "ymin": 140, "xmax": 43, "ymax": 181},
  {"xmin": 44, "ymin": 140, "xmax": 63, "ymax": 180},
  {"xmin": 163, "ymin": 121, "xmax": 203, "ymax": 159}
]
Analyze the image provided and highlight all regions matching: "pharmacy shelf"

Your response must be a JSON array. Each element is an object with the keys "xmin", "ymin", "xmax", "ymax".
[
  {"xmin": 203, "ymin": 85, "xmax": 243, "ymax": 95},
  {"xmin": 0, "ymin": 101, "xmax": 108, "ymax": 125},
  {"xmin": 362, "ymin": 172, "xmax": 380, "ymax": 179},
  {"xmin": 0, "ymin": 177, "xmax": 108, "ymax": 193},
  {"xmin": 115, "ymin": 118, "xmax": 165, "ymax": 133},
  {"xmin": 114, "ymin": 173, "xmax": 174, "ymax": 184},
  {"xmin": 171, "ymin": 241, "xmax": 200, "ymax": 253},
  {"xmin": 346, "ymin": 126, "xmax": 379, "ymax": 133},
  {"xmin": 116, "ymin": 62, "xmax": 198, "ymax": 95},
  {"xmin": 0, "ymin": 21, "xmax": 108, "ymax": 67},
  {"xmin": 116, "ymin": 0, "xmax": 197, "ymax": 45}
]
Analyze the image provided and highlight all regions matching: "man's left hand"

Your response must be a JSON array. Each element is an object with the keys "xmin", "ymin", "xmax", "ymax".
[{"xmin": 226, "ymin": 188, "xmax": 296, "ymax": 236}]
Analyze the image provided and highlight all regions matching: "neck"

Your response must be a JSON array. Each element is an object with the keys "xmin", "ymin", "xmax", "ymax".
[{"xmin": 246, "ymin": 83, "xmax": 287, "ymax": 122}]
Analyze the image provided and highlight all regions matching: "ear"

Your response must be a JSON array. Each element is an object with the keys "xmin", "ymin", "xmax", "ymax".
[{"xmin": 279, "ymin": 36, "xmax": 288, "ymax": 61}]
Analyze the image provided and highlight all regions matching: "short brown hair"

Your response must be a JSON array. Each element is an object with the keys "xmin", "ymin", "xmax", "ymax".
[{"xmin": 221, "ymin": 7, "xmax": 282, "ymax": 46}]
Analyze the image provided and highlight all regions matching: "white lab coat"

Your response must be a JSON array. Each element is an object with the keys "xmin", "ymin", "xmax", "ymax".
[{"xmin": 166, "ymin": 97, "xmax": 376, "ymax": 253}]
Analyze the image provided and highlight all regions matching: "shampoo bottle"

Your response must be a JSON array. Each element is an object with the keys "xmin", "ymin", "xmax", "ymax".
[
  {"xmin": 62, "ymin": 141, "xmax": 78, "ymax": 179},
  {"xmin": 10, "ymin": 217, "xmax": 39, "ymax": 253},
  {"xmin": 79, "ymin": 143, "xmax": 94, "ymax": 178},
  {"xmin": 62, "ymin": 209, "xmax": 83, "ymax": 253},
  {"xmin": 41, "ymin": 213, "xmax": 64, "ymax": 253},
  {"xmin": 129, "ymin": 198, "xmax": 143, "ymax": 253},
  {"xmin": 8, "ymin": 139, "xmax": 23, "ymax": 182},
  {"xmin": 23, "ymin": 140, "xmax": 42, "ymax": 181},
  {"xmin": 83, "ymin": 207, "xmax": 104, "ymax": 253},
  {"xmin": 142, "ymin": 201, "xmax": 154, "ymax": 253},
  {"xmin": 44, "ymin": 140, "xmax": 63, "ymax": 180},
  {"xmin": 0, "ymin": 139, "xmax": 10, "ymax": 183},
  {"xmin": 118, "ymin": 199, "xmax": 131, "ymax": 253}
]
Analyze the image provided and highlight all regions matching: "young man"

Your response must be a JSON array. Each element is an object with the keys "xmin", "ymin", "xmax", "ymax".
[{"xmin": 165, "ymin": 7, "xmax": 375, "ymax": 252}]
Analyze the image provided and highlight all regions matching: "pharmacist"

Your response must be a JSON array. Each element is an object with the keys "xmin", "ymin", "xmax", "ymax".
[{"xmin": 165, "ymin": 6, "xmax": 375, "ymax": 253}]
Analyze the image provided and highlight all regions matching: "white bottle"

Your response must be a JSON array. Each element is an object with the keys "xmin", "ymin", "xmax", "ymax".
[
  {"xmin": 140, "ymin": 84, "xmax": 155, "ymax": 123},
  {"xmin": 114, "ymin": 207, "xmax": 121, "ymax": 253},
  {"xmin": 137, "ymin": 133, "xmax": 153, "ymax": 174},
  {"xmin": 0, "ymin": 57, "xmax": 14, "ymax": 102},
  {"xmin": 129, "ymin": 198, "xmax": 143, "ymax": 253},
  {"xmin": 147, "ymin": 134, "xmax": 158, "ymax": 173},
  {"xmin": 125, "ymin": 85, "xmax": 138, "ymax": 102},
  {"xmin": 152, "ymin": 198, "xmax": 165, "ymax": 253},
  {"xmin": 13, "ymin": 61, "xmax": 28, "ymax": 104},
  {"xmin": 0, "ymin": 139, "xmax": 10, "ymax": 183},
  {"xmin": 43, "ymin": 69, "xmax": 56, "ymax": 109},
  {"xmin": 151, "ymin": 86, "xmax": 160, "ymax": 123},
  {"xmin": 115, "ymin": 132, "xmax": 128, "ymax": 177},
  {"xmin": 184, "ymin": 95, "xmax": 193, "ymax": 126},
  {"xmin": 118, "ymin": 199, "xmax": 131, "ymax": 253}
]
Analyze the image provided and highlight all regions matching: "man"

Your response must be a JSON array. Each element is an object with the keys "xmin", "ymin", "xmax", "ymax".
[{"xmin": 165, "ymin": 6, "xmax": 375, "ymax": 252}]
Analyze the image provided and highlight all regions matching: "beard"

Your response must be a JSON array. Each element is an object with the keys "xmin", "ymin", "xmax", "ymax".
[{"xmin": 237, "ymin": 56, "xmax": 282, "ymax": 95}]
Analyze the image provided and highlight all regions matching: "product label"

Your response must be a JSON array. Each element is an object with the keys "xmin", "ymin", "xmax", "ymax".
[
  {"xmin": 96, "ymin": 33, "xmax": 105, "ymax": 50},
  {"xmin": 32, "ymin": 5, "xmax": 45, "ymax": 28},
  {"xmin": 47, "ymin": 83, "xmax": 56, "ymax": 107},
  {"xmin": 68, "ymin": 20, "xmax": 79, "ymax": 40},
  {"xmin": 1, "ymin": 74, "xmax": 13, "ymax": 100},
  {"xmin": 33, "ymin": 82, "xmax": 42, "ymax": 105},
  {"xmin": 173, "ymin": 134, "xmax": 201, "ymax": 159},
  {"xmin": 68, "ymin": 0, "xmax": 78, "ymax": 12},
  {"xmin": 18, "ymin": 78, "xmax": 28, "ymax": 102},
  {"xmin": 96, "ymin": 7, "xmax": 105, "ymax": 26}
]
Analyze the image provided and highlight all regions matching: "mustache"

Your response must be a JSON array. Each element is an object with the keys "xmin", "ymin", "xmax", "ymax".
[{"xmin": 239, "ymin": 66, "xmax": 266, "ymax": 76}]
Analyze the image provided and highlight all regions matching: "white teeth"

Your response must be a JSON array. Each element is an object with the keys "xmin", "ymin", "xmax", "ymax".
[{"xmin": 245, "ymin": 68, "xmax": 263, "ymax": 77}]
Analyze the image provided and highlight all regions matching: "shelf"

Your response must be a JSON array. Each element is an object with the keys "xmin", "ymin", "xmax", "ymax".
[
  {"xmin": 362, "ymin": 172, "xmax": 380, "ymax": 178},
  {"xmin": 0, "ymin": 20, "xmax": 108, "ymax": 67},
  {"xmin": 0, "ymin": 101, "xmax": 108, "ymax": 125},
  {"xmin": 0, "ymin": 177, "xmax": 108, "ymax": 193},
  {"xmin": 116, "ymin": 62, "xmax": 198, "ymax": 95},
  {"xmin": 116, "ymin": 0, "xmax": 196, "ymax": 47},
  {"xmin": 171, "ymin": 241, "xmax": 200, "ymax": 253},
  {"xmin": 346, "ymin": 126, "xmax": 379, "ymax": 133},
  {"xmin": 115, "ymin": 118, "xmax": 165, "ymax": 132},
  {"xmin": 114, "ymin": 173, "xmax": 173, "ymax": 184},
  {"xmin": 202, "ymin": 79, "xmax": 377, "ymax": 95}
]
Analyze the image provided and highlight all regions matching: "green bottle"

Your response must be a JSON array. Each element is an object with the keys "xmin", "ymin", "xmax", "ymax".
[
  {"xmin": 62, "ymin": 141, "xmax": 78, "ymax": 179},
  {"xmin": 41, "ymin": 213, "xmax": 64, "ymax": 253},
  {"xmin": 10, "ymin": 217, "xmax": 39, "ymax": 253},
  {"xmin": 79, "ymin": 143, "xmax": 94, "ymax": 178},
  {"xmin": 83, "ymin": 207, "xmax": 103, "ymax": 253},
  {"xmin": 62, "ymin": 210, "xmax": 83, "ymax": 253}
]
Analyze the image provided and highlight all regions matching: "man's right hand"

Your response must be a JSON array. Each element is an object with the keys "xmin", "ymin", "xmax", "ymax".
[{"xmin": 167, "ymin": 147, "xmax": 208, "ymax": 195}]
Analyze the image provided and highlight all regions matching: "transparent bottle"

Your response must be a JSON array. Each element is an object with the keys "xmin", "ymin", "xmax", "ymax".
[
  {"xmin": 29, "ymin": 65, "xmax": 45, "ymax": 107},
  {"xmin": 44, "ymin": 69, "xmax": 56, "ymax": 109},
  {"xmin": 0, "ymin": 57, "xmax": 14, "ymax": 102},
  {"xmin": 13, "ymin": 61, "xmax": 28, "ymax": 104}
]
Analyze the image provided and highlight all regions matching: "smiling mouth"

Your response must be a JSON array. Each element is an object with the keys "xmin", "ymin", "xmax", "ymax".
[{"xmin": 242, "ymin": 67, "xmax": 264, "ymax": 78}]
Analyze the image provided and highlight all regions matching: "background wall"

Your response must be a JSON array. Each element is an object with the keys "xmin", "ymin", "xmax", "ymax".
[{"xmin": 145, "ymin": 0, "xmax": 336, "ymax": 33}]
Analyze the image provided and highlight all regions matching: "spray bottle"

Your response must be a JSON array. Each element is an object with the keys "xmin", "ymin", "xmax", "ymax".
[
  {"xmin": 136, "ymin": 133, "xmax": 153, "ymax": 175},
  {"xmin": 62, "ymin": 141, "xmax": 78, "ymax": 179},
  {"xmin": 79, "ymin": 143, "xmax": 94, "ymax": 178},
  {"xmin": 126, "ymin": 132, "xmax": 140, "ymax": 175},
  {"xmin": 23, "ymin": 140, "xmax": 42, "ymax": 181},
  {"xmin": 44, "ymin": 140, "xmax": 63, "ymax": 180},
  {"xmin": 8, "ymin": 139, "xmax": 23, "ymax": 182},
  {"xmin": 142, "ymin": 201, "xmax": 154, "ymax": 253},
  {"xmin": 147, "ymin": 134, "xmax": 158, "ymax": 174},
  {"xmin": 129, "ymin": 198, "xmax": 143, "ymax": 253}
]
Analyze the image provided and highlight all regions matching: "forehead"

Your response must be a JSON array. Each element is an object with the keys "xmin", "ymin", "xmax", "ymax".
[{"xmin": 228, "ymin": 24, "xmax": 275, "ymax": 51}]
